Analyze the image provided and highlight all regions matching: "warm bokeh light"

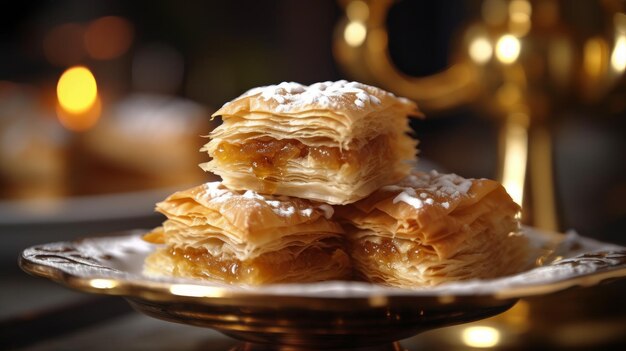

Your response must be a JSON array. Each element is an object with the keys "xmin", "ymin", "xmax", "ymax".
[
  {"xmin": 509, "ymin": 13, "xmax": 531, "ymax": 37},
  {"xmin": 610, "ymin": 35, "xmax": 626, "ymax": 72},
  {"xmin": 84, "ymin": 16, "xmax": 134, "ymax": 60},
  {"xmin": 346, "ymin": 0, "xmax": 369, "ymax": 21},
  {"xmin": 508, "ymin": 0, "xmax": 532, "ymax": 37},
  {"xmin": 169, "ymin": 284, "xmax": 225, "ymax": 298},
  {"xmin": 501, "ymin": 113, "xmax": 528, "ymax": 206},
  {"xmin": 611, "ymin": 13, "xmax": 626, "ymax": 73},
  {"xmin": 57, "ymin": 66, "xmax": 98, "ymax": 114},
  {"xmin": 469, "ymin": 37, "xmax": 493, "ymax": 64},
  {"xmin": 344, "ymin": 21, "xmax": 367, "ymax": 47},
  {"xmin": 88, "ymin": 279, "xmax": 119, "ymax": 289},
  {"xmin": 496, "ymin": 34, "xmax": 521, "ymax": 64},
  {"xmin": 509, "ymin": 0, "xmax": 532, "ymax": 17},
  {"xmin": 510, "ymin": 12, "xmax": 531, "ymax": 24},
  {"xmin": 56, "ymin": 66, "xmax": 101, "ymax": 131},
  {"xmin": 43, "ymin": 23, "xmax": 86, "ymax": 66},
  {"xmin": 461, "ymin": 326, "xmax": 501, "ymax": 348},
  {"xmin": 583, "ymin": 37, "xmax": 607, "ymax": 78}
]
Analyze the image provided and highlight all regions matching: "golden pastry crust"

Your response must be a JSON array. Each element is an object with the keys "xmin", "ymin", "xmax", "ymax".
[
  {"xmin": 336, "ymin": 171, "xmax": 528, "ymax": 287},
  {"xmin": 200, "ymin": 81, "xmax": 421, "ymax": 204},
  {"xmin": 143, "ymin": 182, "xmax": 351, "ymax": 284},
  {"xmin": 210, "ymin": 80, "xmax": 420, "ymax": 145}
]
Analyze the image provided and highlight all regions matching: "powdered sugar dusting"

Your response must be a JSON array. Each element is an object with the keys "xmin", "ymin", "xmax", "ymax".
[
  {"xmin": 200, "ymin": 182, "xmax": 233, "ymax": 203},
  {"xmin": 240, "ymin": 80, "xmax": 399, "ymax": 112},
  {"xmin": 393, "ymin": 191, "xmax": 424, "ymax": 209},
  {"xmin": 198, "ymin": 182, "xmax": 330, "ymax": 219},
  {"xmin": 356, "ymin": 92, "xmax": 369, "ymax": 101},
  {"xmin": 265, "ymin": 200, "xmax": 281, "ymax": 208},
  {"xmin": 242, "ymin": 190, "xmax": 265, "ymax": 201},
  {"xmin": 277, "ymin": 206, "xmax": 295, "ymax": 216},
  {"xmin": 401, "ymin": 170, "xmax": 473, "ymax": 199},
  {"xmin": 300, "ymin": 208, "xmax": 313, "ymax": 217},
  {"xmin": 383, "ymin": 171, "xmax": 474, "ymax": 210}
]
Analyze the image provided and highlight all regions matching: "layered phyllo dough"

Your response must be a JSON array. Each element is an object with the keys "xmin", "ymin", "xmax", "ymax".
[
  {"xmin": 336, "ymin": 171, "xmax": 528, "ymax": 287},
  {"xmin": 143, "ymin": 182, "xmax": 351, "ymax": 284},
  {"xmin": 201, "ymin": 80, "xmax": 420, "ymax": 205},
  {"xmin": 142, "ymin": 80, "xmax": 531, "ymax": 288}
]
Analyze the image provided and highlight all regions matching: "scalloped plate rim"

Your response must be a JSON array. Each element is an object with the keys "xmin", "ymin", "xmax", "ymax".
[{"xmin": 19, "ymin": 226, "xmax": 626, "ymax": 301}]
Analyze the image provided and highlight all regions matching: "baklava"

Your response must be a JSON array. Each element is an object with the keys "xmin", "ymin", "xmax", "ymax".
[
  {"xmin": 143, "ymin": 182, "xmax": 351, "ymax": 284},
  {"xmin": 201, "ymin": 80, "xmax": 420, "ymax": 205},
  {"xmin": 336, "ymin": 170, "xmax": 528, "ymax": 287}
]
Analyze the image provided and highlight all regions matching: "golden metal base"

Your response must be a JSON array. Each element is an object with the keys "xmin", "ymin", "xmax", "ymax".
[
  {"xmin": 228, "ymin": 341, "xmax": 406, "ymax": 351},
  {"xmin": 127, "ymin": 297, "xmax": 516, "ymax": 350}
]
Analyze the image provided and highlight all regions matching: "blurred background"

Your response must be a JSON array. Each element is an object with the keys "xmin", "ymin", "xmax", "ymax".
[{"xmin": 1, "ymin": 0, "xmax": 625, "ymax": 350}]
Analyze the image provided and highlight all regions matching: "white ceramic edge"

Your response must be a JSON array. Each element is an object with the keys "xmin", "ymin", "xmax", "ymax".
[{"xmin": 21, "ymin": 226, "xmax": 626, "ymax": 299}]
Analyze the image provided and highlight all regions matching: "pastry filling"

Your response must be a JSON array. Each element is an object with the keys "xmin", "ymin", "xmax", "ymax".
[
  {"xmin": 213, "ymin": 136, "xmax": 389, "ymax": 180},
  {"xmin": 165, "ymin": 244, "xmax": 350, "ymax": 284},
  {"xmin": 352, "ymin": 237, "xmax": 429, "ymax": 267}
]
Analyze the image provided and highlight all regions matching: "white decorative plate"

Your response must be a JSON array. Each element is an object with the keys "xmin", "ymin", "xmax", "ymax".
[{"xmin": 20, "ymin": 226, "xmax": 626, "ymax": 349}]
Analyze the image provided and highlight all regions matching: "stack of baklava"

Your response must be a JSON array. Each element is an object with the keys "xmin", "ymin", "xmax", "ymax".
[{"xmin": 143, "ymin": 81, "xmax": 528, "ymax": 287}]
